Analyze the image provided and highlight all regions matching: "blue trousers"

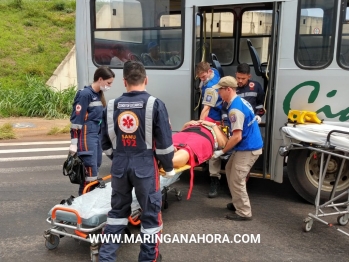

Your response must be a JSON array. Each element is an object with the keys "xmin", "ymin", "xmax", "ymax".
[
  {"xmin": 77, "ymin": 132, "xmax": 102, "ymax": 195},
  {"xmin": 99, "ymin": 155, "xmax": 162, "ymax": 262}
]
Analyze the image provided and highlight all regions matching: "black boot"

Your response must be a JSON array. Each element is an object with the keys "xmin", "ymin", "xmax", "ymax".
[{"xmin": 208, "ymin": 177, "xmax": 220, "ymax": 198}]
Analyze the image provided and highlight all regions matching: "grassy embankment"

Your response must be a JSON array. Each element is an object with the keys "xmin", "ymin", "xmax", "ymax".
[{"xmin": 0, "ymin": 0, "xmax": 76, "ymax": 138}]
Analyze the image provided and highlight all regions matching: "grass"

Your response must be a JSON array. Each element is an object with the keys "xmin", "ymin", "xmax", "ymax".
[
  {"xmin": 0, "ymin": 0, "xmax": 76, "ymax": 90},
  {"xmin": 0, "ymin": 75, "xmax": 76, "ymax": 118},
  {"xmin": 0, "ymin": 123, "xmax": 16, "ymax": 140},
  {"xmin": 47, "ymin": 123, "xmax": 70, "ymax": 135}
]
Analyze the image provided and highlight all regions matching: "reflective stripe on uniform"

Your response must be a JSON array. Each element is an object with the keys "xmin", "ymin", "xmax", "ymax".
[
  {"xmin": 255, "ymin": 105, "xmax": 264, "ymax": 109},
  {"xmin": 145, "ymin": 96, "xmax": 156, "ymax": 149},
  {"xmin": 141, "ymin": 224, "xmax": 163, "ymax": 234},
  {"xmin": 89, "ymin": 101, "xmax": 103, "ymax": 107},
  {"xmin": 107, "ymin": 217, "xmax": 129, "ymax": 225},
  {"xmin": 103, "ymin": 148, "xmax": 113, "ymax": 156},
  {"xmin": 238, "ymin": 92, "xmax": 257, "ymax": 98},
  {"xmin": 71, "ymin": 138, "xmax": 78, "ymax": 145},
  {"xmin": 107, "ymin": 99, "xmax": 117, "ymax": 150},
  {"xmin": 155, "ymin": 145, "xmax": 174, "ymax": 155},
  {"xmin": 85, "ymin": 176, "xmax": 98, "ymax": 182},
  {"xmin": 71, "ymin": 123, "xmax": 83, "ymax": 129}
]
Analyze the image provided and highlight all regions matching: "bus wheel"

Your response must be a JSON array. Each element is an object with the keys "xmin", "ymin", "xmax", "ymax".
[{"xmin": 287, "ymin": 149, "xmax": 349, "ymax": 204}]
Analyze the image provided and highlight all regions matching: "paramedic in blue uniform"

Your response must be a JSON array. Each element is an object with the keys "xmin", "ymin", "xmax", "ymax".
[
  {"xmin": 212, "ymin": 76, "xmax": 263, "ymax": 221},
  {"xmin": 99, "ymin": 61, "xmax": 175, "ymax": 262},
  {"xmin": 69, "ymin": 66, "xmax": 115, "ymax": 195},
  {"xmin": 195, "ymin": 61, "xmax": 224, "ymax": 198},
  {"xmin": 235, "ymin": 63, "xmax": 265, "ymax": 119}
]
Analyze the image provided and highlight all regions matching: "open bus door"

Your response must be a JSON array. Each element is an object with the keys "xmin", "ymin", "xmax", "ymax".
[{"xmin": 191, "ymin": 2, "xmax": 283, "ymax": 180}]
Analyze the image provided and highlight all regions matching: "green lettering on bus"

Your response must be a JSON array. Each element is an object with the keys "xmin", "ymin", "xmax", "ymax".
[{"xmin": 283, "ymin": 81, "xmax": 349, "ymax": 122}]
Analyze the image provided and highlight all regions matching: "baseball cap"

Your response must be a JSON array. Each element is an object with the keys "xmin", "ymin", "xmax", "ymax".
[
  {"xmin": 212, "ymin": 76, "xmax": 238, "ymax": 89},
  {"xmin": 147, "ymin": 41, "xmax": 158, "ymax": 51}
]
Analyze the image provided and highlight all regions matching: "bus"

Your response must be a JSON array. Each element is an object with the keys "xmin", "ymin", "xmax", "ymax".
[{"xmin": 75, "ymin": 0, "xmax": 349, "ymax": 204}]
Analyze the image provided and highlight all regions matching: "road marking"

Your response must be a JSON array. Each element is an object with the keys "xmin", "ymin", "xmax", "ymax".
[
  {"xmin": 0, "ymin": 155, "xmax": 67, "ymax": 162},
  {"xmin": 0, "ymin": 141, "xmax": 69, "ymax": 146},
  {"xmin": 0, "ymin": 147, "xmax": 67, "ymax": 154},
  {"xmin": 0, "ymin": 154, "xmax": 108, "ymax": 162}
]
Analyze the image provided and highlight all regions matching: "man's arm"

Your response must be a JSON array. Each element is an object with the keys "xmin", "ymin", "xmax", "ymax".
[
  {"xmin": 199, "ymin": 105, "xmax": 210, "ymax": 120},
  {"xmin": 100, "ymin": 101, "xmax": 114, "ymax": 160},
  {"xmin": 153, "ymin": 100, "xmax": 174, "ymax": 172},
  {"xmin": 255, "ymin": 83, "xmax": 265, "ymax": 115},
  {"xmin": 222, "ymin": 130, "xmax": 242, "ymax": 153}
]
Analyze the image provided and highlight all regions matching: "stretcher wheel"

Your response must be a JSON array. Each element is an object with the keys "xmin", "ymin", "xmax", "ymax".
[
  {"xmin": 45, "ymin": 234, "xmax": 60, "ymax": 250},
  {"xmin": 90, "ymin": 244, "xmax": 99, "ymax": 262},
  {"xmin": 176, "ymin": 191, "xmax": 182, "ymax": 201},
  {"xmin": 337, "ymin": 214, "xmax": 349, "ymax": 226},
  {"xmin": 302, "ymin": 217, "xmax": 313, "ymax": 232}
]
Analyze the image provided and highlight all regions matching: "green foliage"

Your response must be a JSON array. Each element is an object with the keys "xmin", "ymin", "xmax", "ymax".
[
  {"xmin": 0, "ymin": 75, "xmax": 76, "ymax": 119},
  {"xmin": 0, "ymin": 0, "xmax": 76, "ymax": 90},
  {"xmin": 48, "ymin": 123, "xmax": 70, "ymax": 135},
  {"xmin": 0, "ymin": 123, "xmax": 16, "ymax": 140}
]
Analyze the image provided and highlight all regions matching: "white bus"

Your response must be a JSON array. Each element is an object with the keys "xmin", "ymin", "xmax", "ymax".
[{"xmin": 75, "ymin": 0, "xmax": 349, "ymax": 203}]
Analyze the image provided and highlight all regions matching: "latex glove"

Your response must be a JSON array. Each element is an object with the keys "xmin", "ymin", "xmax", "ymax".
[
  {"xmin": 164, "ymin": 169, "xmax": 176, "ymax": 178},
  {"xmin": 213, "ymin": 150, "xmax": 224, "ymax": 159},
  {"xmin": 255, "ymin": 115, "xmax": 262, "ymax": 124},
  {"xmin": 69, "ymin": 144, "xmax": 77, "ymax": 155}
]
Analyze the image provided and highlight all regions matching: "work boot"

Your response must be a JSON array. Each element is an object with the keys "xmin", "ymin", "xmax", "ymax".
[
  {"xmin": 208, "ymin": 177, "xmax": 220, "ymax": 198},
  {"xmin": 226, "ymin": 203, "xmax": 236, "ymax": 211}
]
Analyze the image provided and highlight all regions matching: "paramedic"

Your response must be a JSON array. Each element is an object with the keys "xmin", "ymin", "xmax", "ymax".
[
  {"xmin": 195, "ymin": 61, "xmax": 223, "ymax": 198},
  {"xmin": 69, "ymin": 66, "xmax": 115, "ymax": 195},
  {"xmin": 236, "ymin": 63, "xmax": 265, "ymax": 118},
  {"xmin": 212, "ymin": 76, "xmax": 263, "ymax": 221},
  {"xmin": 99, "ymin": 61, "xmax": 174, "ymax": 262}
]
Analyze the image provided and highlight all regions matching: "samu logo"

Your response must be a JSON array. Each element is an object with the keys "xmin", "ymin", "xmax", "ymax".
[{"xmin": 283, "ymin": 81, "xmax": 349, "ymax": 122}]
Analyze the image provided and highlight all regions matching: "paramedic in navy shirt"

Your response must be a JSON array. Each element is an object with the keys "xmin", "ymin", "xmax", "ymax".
[
  {"xmin": 235, "ymin": 63, "xmax": 265, "ymax": 119},
  {"xmin": 213, "ymin": 76, "xmax": 263, "ymax": 221},
  {"xmin": 99, "ymin": 61, "xmax": 174, "ymax": 262},
  {"xmin": 69, "ymin": 66, "xmax": 115, "ymax": 195}
]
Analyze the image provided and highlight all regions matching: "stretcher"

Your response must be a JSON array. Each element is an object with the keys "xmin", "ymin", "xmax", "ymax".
[
  {"xmin": 279, "ymin": 122, "xmax": 349, "ymax": 236},
  {"xmin": 43, "ymin": 165, "xmax": 191, "ymax": 261}
]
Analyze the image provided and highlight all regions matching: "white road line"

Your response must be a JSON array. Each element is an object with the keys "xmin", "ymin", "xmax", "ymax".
[
  {"xmin": 0, "ymin": 155, "xmax": 67, "ymax": 162},
  {"xmin": 0, "ymin": 147, "xmax": 68, "ymax": 154},
  {"xmin": 0, "ymin": 141, "xmax": 69, "ymax": 146}
]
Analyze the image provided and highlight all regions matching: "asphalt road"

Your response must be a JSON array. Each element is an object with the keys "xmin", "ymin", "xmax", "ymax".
[{"xmin": 0, "ymin": 140, "xmax": 348, "ymax": 262}]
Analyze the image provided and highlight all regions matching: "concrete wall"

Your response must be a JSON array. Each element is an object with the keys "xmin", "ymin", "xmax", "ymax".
[{"xmin": 46, "ymin": 46, "xmax": 77, "ymax": 91}]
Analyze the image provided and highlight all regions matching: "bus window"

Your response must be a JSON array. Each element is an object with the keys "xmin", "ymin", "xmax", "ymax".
[
  {"xmin": 196, "ymin": 12, "xmax": 234, "ymax": 65},
  {"xmin": 92, "ymin": 0, "xmax": 183, "ymax": 69},
  {"xmin": 337, "ymin": 0, "xmax": 349, "ymax": 69},
  {"xmin": 239, "ymin": 10, "xmax": 272, "ymax": 64},
  {"xmin": 295, "ymin": 0, "xmax": 338, "ymax": 69}
]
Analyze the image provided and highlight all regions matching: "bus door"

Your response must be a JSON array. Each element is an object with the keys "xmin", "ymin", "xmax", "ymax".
[{"xmin": 192, "ymin": 1, "xmax": 283, "ymax": 177}]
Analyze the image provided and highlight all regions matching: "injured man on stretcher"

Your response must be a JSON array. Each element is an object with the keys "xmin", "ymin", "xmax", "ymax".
[{"xmin": 171, "ymin": 119, "xmax": 228, "ymax": 168}]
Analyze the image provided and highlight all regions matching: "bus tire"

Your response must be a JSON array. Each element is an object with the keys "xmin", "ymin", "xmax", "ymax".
[{"xmin": 287, "ymin": 149, "xmax": 349, "ymax": 204}]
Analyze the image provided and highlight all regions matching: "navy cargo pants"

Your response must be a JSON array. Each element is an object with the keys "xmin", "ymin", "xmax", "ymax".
[{"xmin": 99, "ymin": 153, "xmax": 162, "ymax": 262}]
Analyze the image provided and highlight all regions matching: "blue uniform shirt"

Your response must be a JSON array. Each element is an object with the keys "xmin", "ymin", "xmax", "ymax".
[
  {"xmin": 226, "ymin": 96, "xmax": 263, "ymax": 151},
  {"xmin": 70, "ymin": 86, "xmax": 103, "ymax": 146},
  {"xmin": 201, "ymin": 68, "xmax": 222, "ymax": 121}
]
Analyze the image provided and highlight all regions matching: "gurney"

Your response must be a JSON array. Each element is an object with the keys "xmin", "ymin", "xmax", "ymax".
[
  {"xmin": 279, "ymin": 121, "xmax": 349, "ymax": 236},
  {"xmin": 43, "ymin": 165, "xmax": 191, "ymax": 260}
]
